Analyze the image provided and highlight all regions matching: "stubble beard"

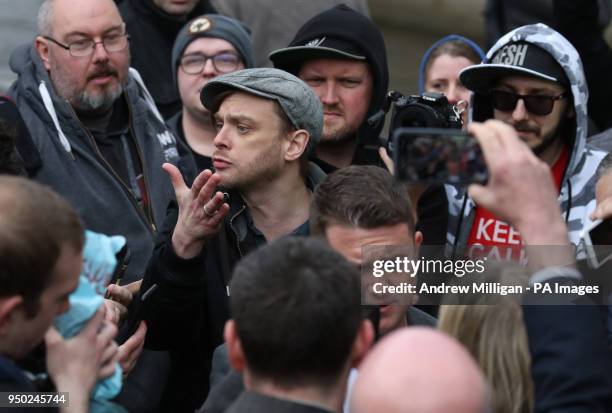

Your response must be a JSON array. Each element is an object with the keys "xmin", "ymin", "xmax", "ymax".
[
  {"xmin": 320, "ymin": 120, "xmax": 358, "ymax": 147},
  {"xmin": 218, "ymin": 140, "xmax": 285, "ymax": 192}
]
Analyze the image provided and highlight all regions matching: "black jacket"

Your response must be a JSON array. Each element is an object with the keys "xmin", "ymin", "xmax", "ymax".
[
  {"xmin": 0, "ymin": 356, "xmax": 57, "ymax": 413},
  {"xmin": 226, "ymin": 391, "xmax": 335, "ymax": 413},
  {"xmin": 553, "ymin": 0, "xmax": 612, "ymax": 133},
  {"xmin": 523, "ymin": 276, "xmax": 612, "ymax": 413},
  {"xmin": 141, "ymin": 163, "xmax": 326, "ymax": 412},
  {"xmin": 119, "ymin": 0, "xmax": 216, "ymax": 119},
  {"xmin": 485, "ymin": 0, "xmax": 611, "ymax": 48}
]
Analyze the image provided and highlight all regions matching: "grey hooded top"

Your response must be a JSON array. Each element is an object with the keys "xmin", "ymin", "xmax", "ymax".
[{"xmin": 8, "ymin": 43, "xmax": 192, "ymax": 281}]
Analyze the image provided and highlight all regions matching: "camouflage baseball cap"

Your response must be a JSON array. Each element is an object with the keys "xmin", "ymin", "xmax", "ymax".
[{"xmin": 201, "ymin": 68, "xmax": 323, "ymax": 148}]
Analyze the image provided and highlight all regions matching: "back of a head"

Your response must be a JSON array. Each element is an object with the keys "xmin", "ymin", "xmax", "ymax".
[
  {"xmin": 438, "ymin": 264, "xmax": 533, "ymax": 413},
  {"xmin": 310, "ymin": 165, "xmax": 414, "ymax": 235},
  {"xmin": 0, "ymin": 120, "xmax": 26, "ymax": 176},
  {"xmin": 229, "ymin": 236, "xmax": 362, "ymax": 388},
  {"xmin": 351, "ymin": 327, "xmax": 487, "ymax": 413},
  {"xmin": 0, "ymin": 177, "xmax": 84, "ymax": 316}
]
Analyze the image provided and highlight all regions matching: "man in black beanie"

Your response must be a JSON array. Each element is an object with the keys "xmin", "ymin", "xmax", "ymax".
[
  {"xmin": 269, "ymin": 4, "xmax": 388, "ymax": 172},
  {"xmin": 270, "ymin": 4, "xmax": 449, "ymax": 255}
]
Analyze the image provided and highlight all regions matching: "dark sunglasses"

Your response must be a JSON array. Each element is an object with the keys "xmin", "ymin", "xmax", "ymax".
[{"xmin": 489, "ymin": 90, "xmax": 567, "ymax": 116}]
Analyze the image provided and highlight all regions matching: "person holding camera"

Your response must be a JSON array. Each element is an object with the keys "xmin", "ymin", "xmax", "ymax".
[{"xmin": 448, "ymin": 23, "xmax": 608, "ymax": 260}]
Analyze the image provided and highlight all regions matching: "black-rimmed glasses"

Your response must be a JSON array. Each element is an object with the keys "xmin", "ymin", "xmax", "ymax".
[
  {"xmin": 180, "ymin": 53, "xmax": 241, "ymax": 74},
  {"xmin": 44, "ymin": 33, "xmax": 129, "ymax": 57}
]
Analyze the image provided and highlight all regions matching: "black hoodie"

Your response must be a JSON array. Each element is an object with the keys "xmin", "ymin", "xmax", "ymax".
[
  {"xmin": 119, "ymin": 0, "xmax": 216, "ymax": 119},
  {"xmin": 270, "ymin": 4, "xmax": 389, "ymax": 170}
]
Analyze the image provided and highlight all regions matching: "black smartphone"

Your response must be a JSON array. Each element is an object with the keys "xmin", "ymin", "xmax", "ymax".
[
  {"xmin": 392, "ymin": 128, "xmax": 488, "ymax": 185},
  {"xmin": 108, "ymin": 244, "xmax": 131, "ymax": 286},
  {"xmin": 582, "ymin": 218, "xmax": 612, "ymax": 269},
  {"xmin": 104, "ymin": 244, "xmax": 130, "ymax": 300}
]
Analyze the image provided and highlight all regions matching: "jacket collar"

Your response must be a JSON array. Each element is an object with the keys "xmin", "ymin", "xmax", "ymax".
[{"xmin": 226, "ymin": 162, "xmax": 326, "ymax": 243}]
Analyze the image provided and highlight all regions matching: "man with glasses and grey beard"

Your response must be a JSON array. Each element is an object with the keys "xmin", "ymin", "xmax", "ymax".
[
  {"xmin": 445, "ymin": 23, "xmax": 608, "ymax": 261},
  {"xmin": 8, "ymin": 1, "xmax": 190, "ymax": 410},
  {"xmin": 169, "ymin": 13, "xmax": 254, "ymax": 172},
  {"xmin": 8, "ymin": 0, "xmax": 189, "ymax": 283}
]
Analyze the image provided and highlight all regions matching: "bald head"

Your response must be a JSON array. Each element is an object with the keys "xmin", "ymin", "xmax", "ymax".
[{"xmin": 351, "ymin": 327, "xmax": 488, "ymax": 413}]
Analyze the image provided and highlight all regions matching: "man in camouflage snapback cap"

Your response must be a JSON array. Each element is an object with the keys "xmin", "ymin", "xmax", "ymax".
[{"xmin": 446, "ymin": 23, "xmax": 608, "ymax": 261}]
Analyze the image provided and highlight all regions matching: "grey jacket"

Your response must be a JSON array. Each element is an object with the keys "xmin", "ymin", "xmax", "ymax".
[
  {"xmin": 8, "ymin": 43, "xmax": 189, "ymax": 281},
  {"xmin": 446, "ymin": 24, "xmax": 608, "ymax": 258}
]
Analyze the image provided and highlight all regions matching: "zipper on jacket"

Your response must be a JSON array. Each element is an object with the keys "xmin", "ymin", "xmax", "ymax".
[
  {"xmin": 67, "ymin": 104, "xmax": 156, "ymax": 236},
  {"xmin": 124, "ymin": 91, "xmax": 157, "ymax": 233},
  {"xmin": 229, "ymin": 205, "xmax": 247, "ymax": 258}
]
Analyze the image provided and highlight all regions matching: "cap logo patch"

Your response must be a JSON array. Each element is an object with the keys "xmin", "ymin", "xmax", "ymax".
[
  {"xmin": 305, "ymin": 37, "xmax": 326, "ymax": 47},
  {"xmin": 492, "ymin": 44, "xmax": 529, "ymax": 67},
  {"xmin": 189, "ymin": 17, "xmax": 212, "ymax": 34}
]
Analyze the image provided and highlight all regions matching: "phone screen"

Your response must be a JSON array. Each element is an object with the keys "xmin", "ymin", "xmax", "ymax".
[
  {"xmin": 392, "ymin": 128, "xmax": 488, "ymax": 185},
  {"xmin": 589, "ymin": 218, "xmax": 612, "ymax": 245},
  {"xmin": 583, "ymin": 218, "xmax": 612, "ymax": 269}
]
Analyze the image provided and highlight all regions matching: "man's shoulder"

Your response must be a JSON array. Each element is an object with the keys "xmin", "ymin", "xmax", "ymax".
[
  {"xmin": 227, "ymin": 391, "xmax": 333, "ymax": 413},
  {"xmin": 588, "ymin": 128, "xmax": 612, "ymax": 153},
  {"xmin": 568, "ymin": 143, "xmax": 608, "ymax": 184},
  {"xmin": 306, "ymin": 161, "xmax": 327, "ymax": 187},
  {"xmin": 0, "ymin": 356, "xmax": 36, "ymax": 392}
]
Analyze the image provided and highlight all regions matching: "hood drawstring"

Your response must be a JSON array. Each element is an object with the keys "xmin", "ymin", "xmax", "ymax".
[
  {"xmin": 37, "ymin": 69, "xmax": 163, "ymax": 159},
  {"xmin": 38, "ymin": 80, "xmax": 73, "ymax": 157},
  {"xmin": 451, "ymin": 194, "xmax": 470, "ymax": 259},
  {"xmin": 565, "ymin": 179, "xmax": 572, "ymax": 223},
  {"xmin": 129, "ymin": 67, "xmax": 164, "ymax": 124}
]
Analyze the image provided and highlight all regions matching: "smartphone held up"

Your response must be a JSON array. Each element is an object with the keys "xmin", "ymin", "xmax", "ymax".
[{"xmin": 391, "ymin": 128, "xmax": 488, "ymax": 185}]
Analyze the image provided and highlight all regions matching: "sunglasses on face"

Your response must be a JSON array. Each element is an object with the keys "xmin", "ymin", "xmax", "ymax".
[{"xmin": 488, "ymin": 90, "xmax": 567, "ymax": 116}]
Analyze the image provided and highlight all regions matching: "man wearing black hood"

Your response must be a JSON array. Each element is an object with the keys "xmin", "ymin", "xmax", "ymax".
[
  {"xmin": 119, "ymin": 0, "xmax": 216, "ymax": 119},
  {"xmin": 269, "ymin": 4, "xmax": 388, "ymax": 173},
  {"xmin": 270, "ymin": 5, "xmax": 449, "ymax": 265}
]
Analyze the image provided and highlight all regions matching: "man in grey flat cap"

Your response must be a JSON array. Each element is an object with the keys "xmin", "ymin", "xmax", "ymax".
[{"xmin": 139, "ymin": 67, "xmax": 325, "ymax": 412}]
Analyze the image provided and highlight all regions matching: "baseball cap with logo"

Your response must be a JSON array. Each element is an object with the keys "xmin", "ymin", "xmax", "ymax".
[
  {"xmin": 460, "ymin": 42, "xmax": 569, "ymax": 93},
  {"xmin": 268, "ymin": 4, "xmax": 380, "ymax": 71}
]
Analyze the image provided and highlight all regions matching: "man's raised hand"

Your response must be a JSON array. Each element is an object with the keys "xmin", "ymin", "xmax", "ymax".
[{"xmin": 164, "ymin": 163, "xmax": 230, "ymax": 259}]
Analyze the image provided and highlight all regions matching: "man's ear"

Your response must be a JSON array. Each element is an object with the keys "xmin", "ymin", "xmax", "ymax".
[
  {"xmin": 350, "ymin": 319, "xmax": 375, "ymax": 368},
  {"xmin": 35, "ymin": 36, "xmax": 52, "ymax": 71},
  {"xmin": 283, "ymin": 129, "xmax": 309, "ymax": 162},
  {"xmin": 0, "ymin": 296, "xmax": 24, "ymax": 336},
  {"xmin": 412, "ymin": 230, "xmax": 423, "ymax": 257},
  {"xmin": 414, "ymin": 230, "xmax": 423, "ymax": 248},
  {"xmin": 224, "ymin": 320, "xmax": 246, "ymax": 372}
]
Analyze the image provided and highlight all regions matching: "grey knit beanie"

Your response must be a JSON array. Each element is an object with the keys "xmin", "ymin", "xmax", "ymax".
[{"xmin": 171, "ymin": 14, "xmax": 255, "ymax": 84}]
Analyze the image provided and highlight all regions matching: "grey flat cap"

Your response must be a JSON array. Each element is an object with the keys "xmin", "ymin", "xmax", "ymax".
[{"xmin": 200, "ymin": 68, "xmax": 323, "ymax": 148}]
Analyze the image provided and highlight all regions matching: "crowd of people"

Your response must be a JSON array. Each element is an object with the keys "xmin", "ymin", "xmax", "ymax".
[{"xmin": 1, "ymin": 0, "xmax": 612, "ymax": 412}]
